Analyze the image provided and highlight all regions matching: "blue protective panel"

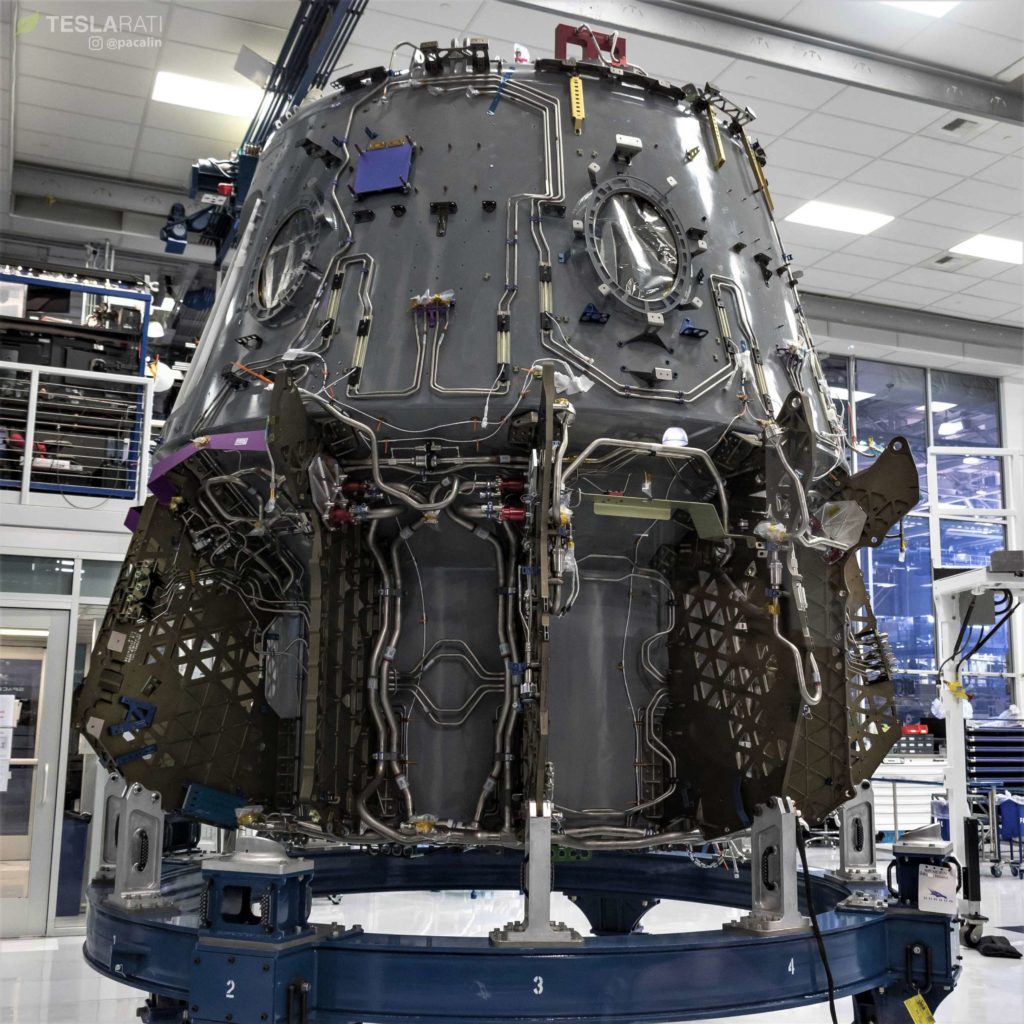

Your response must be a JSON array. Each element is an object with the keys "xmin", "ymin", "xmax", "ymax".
[
  {"xmin": 353, "ymin": 142, "xmax": 413, "ymax": 196},
  {"xmin": 182, "ymin": 783, "xmax": 247, "ymax": 828}
]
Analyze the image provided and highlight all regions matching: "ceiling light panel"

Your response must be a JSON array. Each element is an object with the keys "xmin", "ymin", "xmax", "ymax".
[
  {"xmin": 152, "ymin": 71, "xmax": 261, "ymax": 118},
  {"xmin": 785, "ymin": 201, "xmax": 894, "ymax": 235},
  {"xmin": 949, "ymin": 234, "xmax": 1024, "ymax": 265},
  {"xmin": 880, "ymin": 1, "xmax": 960, "ymax": 16}
]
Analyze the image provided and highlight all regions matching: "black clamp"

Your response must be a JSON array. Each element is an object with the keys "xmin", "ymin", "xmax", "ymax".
[{"xmin": 430, "ymin": 201, "xmax": 457, "ymax": 236}]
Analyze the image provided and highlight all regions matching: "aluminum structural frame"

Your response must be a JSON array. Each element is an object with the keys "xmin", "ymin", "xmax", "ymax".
[
  {"xmin": 84, "ymin": 838, "xmax": 960, "ymax": 1024},
  {"xmin": 933, "ymin": 564, "xmax": 1024, "ymax": 879}
]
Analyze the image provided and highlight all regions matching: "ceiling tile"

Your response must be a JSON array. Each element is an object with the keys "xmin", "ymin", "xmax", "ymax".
[
  {"xmin": 798, "ymin": 267, "xmax": 879, "ymax": 297},
  {"xmin": 776, "ymin": 217, "xmax": 864, "ymax": 250},
  {"xmin": 16, "ymin": 126, "xmax": 134, "ymax": 174},
  {"xmin": 996, "ymin": 264, "xmax": 1024, "ymax": 286},
  {"xmin": 860, "ymin": 280, "xmax": 951, "ymax": 308},
  {"xmin": 164, "ymin": 4, "xmax": 285, "ymax": 54},
  {"xmin": 817, "ymin": 180, "xmax": 924, "ymax": 217},
  {"xmin": 848, "ymin": 159, "xmax": 961, "ymax": 198},
  {"xmin": 903, "ymin": 199, "xmax": 1006, "ymax": 233},
  {"xmin": 898, "ymin": 19, "xmax": 1024, "ymax": 76},
  {"xmin": 961, "ymin": 279, "xmax": 1024, "ymax": 305},
  {"xmin": 16, "ymin": 75, "xmax": 147, "ymax": 123},
  {"xmin": 143, "ymin": 100, "xmax": 250, "ymax": 144},
  {"xmin": 883, "ymin": 135, "xmax": 1000, "ymax": 177},
  {"xmin": 467, "ymin": 1, "xmax": 573, "ymax": 53},
  {"xmin": 713, "ymin": 58, "xmax": 845, "ymax": 110},
  {"xmin": 173, "ymin": 0, "xmax": 300, "ymax": 31},
  {"xmin": 814, "ymin": 251, "xmax": 906, "ymax": 280},
  {"xmin": 763, "ymin": 166, "xmax": 834, "ymax": 200},
  {"xmin": 872, "ymin": 217, "xmax": 970, "ymax": 251},
  {"xmin": 766, "ymin": 138, "xmax": 872, "ymax": 178},
  {"xmin": 137, "ymin": 124, "xmax": 235, "ymax": 159},
  {"xmin": 130, "ymin": 150, "xmax": 196, "ymax": 187},
  {"xmin": 155, "ymin": 38, "xmax": 261, "ymax": 81},
  {"xmin": 974, "ymin": 155, "xmax": 1024, "ymax": 190},
  {"xmin": 781, "ymin": 0, "xmax": 931, "ymax": 49},
  {"xmin": 935, "ymin": 178, "xmax": 1022, "ymax": 216},
  {"xmin": 840, "ymin": 235, "xmax": 941, "ymax": 266},
  {"xmin": 16, "ymin": 42, "xmax": 154, "ymax": 93},
  {"xmin": 889, "ymin": 266, "xmax": 983, "ymax": 293},
  {"xmin": 946, "ymin": 0, "xmax": 1024, "ymax": 35},
  {"xmin": 971, "ymin": 121, "xmax": 1024, "ymax": 155},
  {"xmin": 696, "ymin": 0, "xmax": 801, "ymax": 19},
  {"xmin": 926, "ymin": 293, "xmax": 1021, "ymax": 320},
  {"xmin": 785, "ymin": 112, "xmax": 906, "ymax": 157},
  {"xmin": 17, "ymin": 102, "xmax": 140, "ymax": 150},
  {"xmin": 785, "ymin": 243, "xmax": 834, "ymax": 267},
  {"xmin": 818, "ymin": 86, "xmax": 947, "ymax": 133}
]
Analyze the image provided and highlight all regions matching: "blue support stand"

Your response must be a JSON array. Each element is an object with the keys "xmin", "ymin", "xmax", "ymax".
[{"xmin": 84, "ymin": 831, "xmax": 961, "ymax": 1024}]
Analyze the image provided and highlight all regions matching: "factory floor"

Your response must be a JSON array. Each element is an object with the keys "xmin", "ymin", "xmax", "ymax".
[{"xmin": 1, "ymin": 849, "xmax": 1021, "ymax": 1023}]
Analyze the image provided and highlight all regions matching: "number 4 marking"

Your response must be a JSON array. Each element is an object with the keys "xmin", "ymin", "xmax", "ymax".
[
  {"xmin": 533, "ymin": 976, "xmax": 544, "ymax": 995},
  {"xmin": 787, "ymin": 958, "xmax": 795, "ymax": 976}
]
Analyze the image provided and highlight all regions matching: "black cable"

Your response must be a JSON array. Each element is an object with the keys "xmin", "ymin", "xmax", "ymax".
[{"xmin": 796, "ymin": 822, "xmax": 839, "ymax": 1024}]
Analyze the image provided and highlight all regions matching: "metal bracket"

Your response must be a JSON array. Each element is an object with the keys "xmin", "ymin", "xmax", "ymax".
[
  {"xmin": 726, "ymin": 797, "xmax": 809, "ymax": 933},
  {"xmin": 108, "ymin": 781, "xmax": 173, "ymax": 911},
  {"xmin": 834, "ymin": 780, "xmax": 882, "ymax": 884},
  {"xmin": 491, "ymin": 802, "xmax": 583, "ymax": 945},
  {"xmin": 429, "ymin": 201, "xmax": 457, "ymax": 237}
]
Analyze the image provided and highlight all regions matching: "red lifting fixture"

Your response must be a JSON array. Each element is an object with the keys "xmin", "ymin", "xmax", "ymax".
[{"xmin": 554, "ymin": 22, "xmax": 627, "ymax": 67}]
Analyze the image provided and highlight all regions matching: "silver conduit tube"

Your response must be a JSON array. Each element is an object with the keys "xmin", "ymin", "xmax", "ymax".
[
  {"xmin": 445, "ymin": 503, "xmax": 516, "ymax": 830},
  {"xmin": 305, "ymin": 393, "xmax": 461, "ymax": 511},
  {"xmin": 560, "ymin": 438, "xmax": 729, "ymax": 531}
]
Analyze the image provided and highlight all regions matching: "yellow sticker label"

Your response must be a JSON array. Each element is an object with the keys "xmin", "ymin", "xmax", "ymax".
[
  {"xmin": 948, "ymin": 677, "xmax": 969, "ymax": 700},
  {"xmin": 905, "ymin": 993, "xmax": 935, "ymax": 1024}
]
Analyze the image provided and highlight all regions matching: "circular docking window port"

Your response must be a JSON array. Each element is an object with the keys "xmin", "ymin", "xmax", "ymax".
[
  {"xmin": 582, "ymin": 177, "xmax": 691, "ymax": 315},
  {"xmin": 254, "ymin": 206, "xmax": 320, "ymax": 318}
]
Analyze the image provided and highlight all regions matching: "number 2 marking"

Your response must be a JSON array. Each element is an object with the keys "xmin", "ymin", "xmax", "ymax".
[
  {"xmin": 533, "ymin": 976, "xmax": 544, "ymax": 995},
  {"xmin": 787, "ymin": 958, "xmax": 795, "ymax": 976},
  {"xmin": 226, "ymin": 979, "xmax": 236, "ymax": 999}
]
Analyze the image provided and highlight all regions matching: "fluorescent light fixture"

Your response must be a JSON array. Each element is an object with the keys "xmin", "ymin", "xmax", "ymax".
[
  {"xmin": 949, "ymin": 234, "xmax": 1024, "ymax": 265},
  {"xmin": 152, "ymin": 70, "xmax": 261, "ymax": 117},
  {"xmin": 147, "ymin": 320, "xmax": 165, "ymax": 340},
  {"xmin": 785, "ymin": 201, "xmax": 894, "ymax": 236},
  {"xmin": 937, "ymin": 419, "xmax": 964, "ymax": 437},
  {"xmin": 962, "ymin": 456, "xmax": 982, "ymax": 466},
  {"xmin": 880, "ymin": 1, "xmax": 960, "ymax": 15},
  {"xmin": 0, "ymin": 627, "xmax": 49, "ymax": 638},
  {"xmin": 829, "ymin": 385, "xmax": 875, "ymax": 403},
  {"xmin": 916, "ymin": 402, "xmax": 956, "ymax": 412}
]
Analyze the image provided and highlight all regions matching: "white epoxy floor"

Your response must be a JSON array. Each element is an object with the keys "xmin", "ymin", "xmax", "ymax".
[{"xmin": 2, "ymin": 850, "xmax": 1021, "ymax": 1023}]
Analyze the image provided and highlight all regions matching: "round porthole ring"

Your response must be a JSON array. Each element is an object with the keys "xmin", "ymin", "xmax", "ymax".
[
  {"xmin": 581, "ymin": 176, "xmax": 692, "ymax": 316},
  {"xmin": 248, "ymin": 203, "xmax": 325, "ymax": 324}
]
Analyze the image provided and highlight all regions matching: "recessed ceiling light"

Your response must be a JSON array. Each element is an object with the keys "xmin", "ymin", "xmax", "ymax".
[
  {"xmin": 916, "ymin": 402, "xmax": 956, "ymax": 412},
  {"xmin": 880, "ymin": 1, "xmax": 960, "ymax": 16},
  {"xmin": 949, "ymin": 234, "xmax": 1024, "ymax": 265},
  {"xmin": 152, "ymin": 70, "xmax": 261, "ymax": 117},
  {"xmin": 937, "ymin": 419, "xmax": 964, "ymax": 437},
  {"xmin": 785, "ymin": 201, "xmax": 894, "ymax": 236},
  {"xmin": 829, "ymin": 386, "xmax": 876, "ymax": 403}
]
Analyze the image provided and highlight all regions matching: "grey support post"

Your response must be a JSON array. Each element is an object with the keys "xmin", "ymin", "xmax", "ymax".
[
  {"xmin": 107, "ymin": 781, "xmax": 172, "ymax": 910},
  {"xmin": 490, "ymin": 801, "xmax": 583, "ymax": 945},
  {"xmin": 836, "ymin": 781, "xmax": 882, "ymax": 883},
  {"xmin": 727, "ymin": 797, "xmax": 809, "ymax": 933}
]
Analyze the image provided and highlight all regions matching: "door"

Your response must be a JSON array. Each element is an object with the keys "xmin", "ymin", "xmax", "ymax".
[{"xmin": 0, "ymin": 607, "xmax": 69, "ymax": 937}]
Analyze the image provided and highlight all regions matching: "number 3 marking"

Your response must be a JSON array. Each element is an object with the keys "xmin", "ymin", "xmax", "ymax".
[
  {"xmin": 533, "ymin": 976, "xmax": 544, "ymax": 995},
  {"xmin": 226, "ymin": 979, "xmax": 236, "ymax": 999}
]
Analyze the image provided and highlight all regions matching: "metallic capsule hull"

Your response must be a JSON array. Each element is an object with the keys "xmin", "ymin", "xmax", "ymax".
[{"xmin": 76, "ymin": 40, "xmax": 917, "ymax": 847}]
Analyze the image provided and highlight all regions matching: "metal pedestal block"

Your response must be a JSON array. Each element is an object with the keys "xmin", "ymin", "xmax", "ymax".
[
  {"xmin": 835, "ymin": 780, "xmax": 883, "ymax": 883},
  {"xmin": 491, "ymin": 804, "xmax": 584, "ymax": 945},
  {"xmin": 106, "ymin": 781, "xmax": 172, "ymax": 911},
  {"xmin": 726, "ymin": 797, "xmax": 809, "ymax": 933}
]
